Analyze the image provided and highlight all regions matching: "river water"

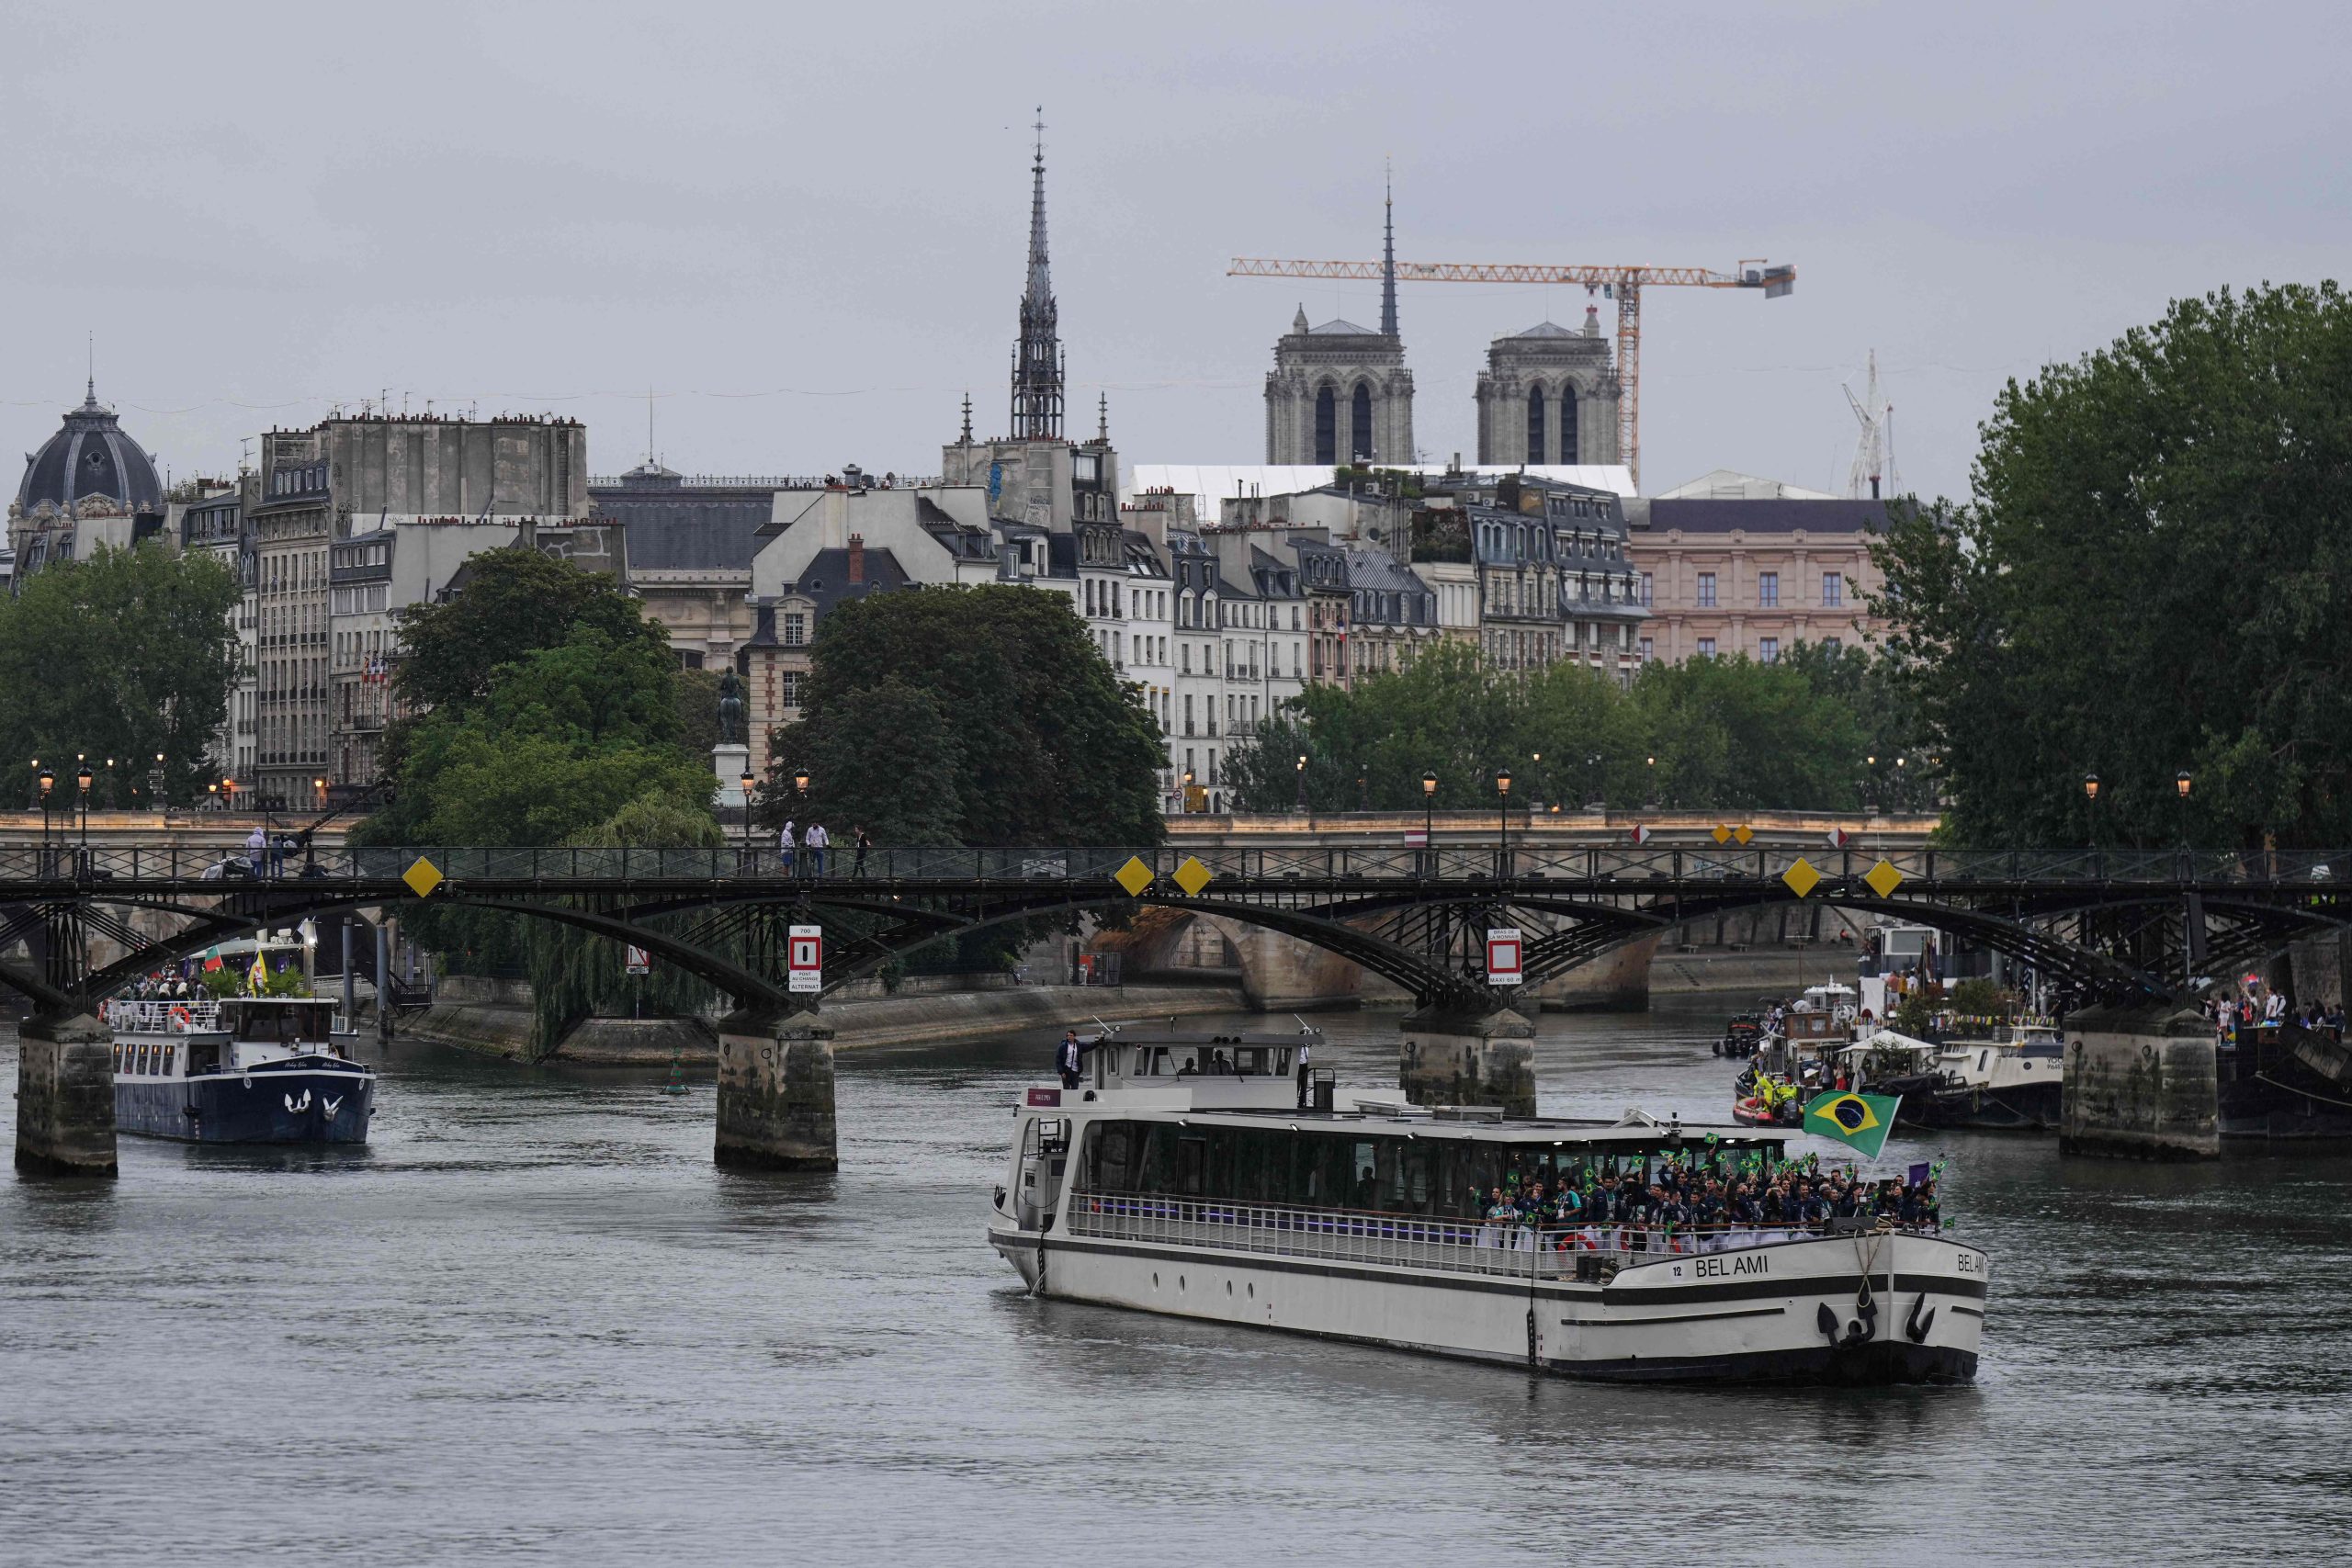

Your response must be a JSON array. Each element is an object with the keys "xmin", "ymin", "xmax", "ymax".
[{"xmin": 4, "ymin": 1000, "xmax": 2348, "ymax": 1566}]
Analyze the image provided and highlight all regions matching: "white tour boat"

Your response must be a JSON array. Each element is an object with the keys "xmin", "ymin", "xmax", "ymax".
[{"xmin": 989, "ymin": 1033, "xmax": 1987, "ymax": 1385}]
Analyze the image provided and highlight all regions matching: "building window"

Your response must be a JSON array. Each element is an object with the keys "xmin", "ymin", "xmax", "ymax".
[
  {"xmin": 1638, "ymin": 637, "xmax": 1653, "ymax": 662},
  {"xmin": 782, "ymin": 613, "xmax": 808, "ymax": 647},
  {"xmin": 1559, "ymin": 389, "xmax": 1577, "ymax": 462},
  {"xmin": 1314, "ymin": 386, "xmax": 1337, "ymax": 465},
  {"xmin": 1758, "ymin": 637, "xmax": 1780, "ymax": 664},
  {"xmin": 1758, "ymin": 571, "xmax": 1780, "ymax": 608},
  {"xmin": 1697, "ymin": 637, "xmax": 1716, "ymax": 658},
  {"xmin": 1823, "ymin": 572, "xmax": 1844, "ymax": 608},
  {"xmin": 1823, "ymin": 637, "xmax": 1843, "ymax": 655},
  {"xmin": 782, "ymin": 671, "xmax": 805, "ymax": 708},
  {"xmin": 1527, "ymin": 386, "xmax": 1546, "ymax": 465},
  {"xmin": 1638, "ymin": 571, "xmax": 1653, "ymax": 606},
  {"xmin": 1351, "ymin": 383, "xmax": 1374, "ymax": 462},
  {"xmin": 1696, "ymin": 572, "xmax": 1716, "ymax": 609}
]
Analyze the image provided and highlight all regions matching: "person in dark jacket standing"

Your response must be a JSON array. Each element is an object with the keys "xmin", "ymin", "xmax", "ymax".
[{"xmin": 852, "ymin": 826, "xmax": 871, "ymax": 879}]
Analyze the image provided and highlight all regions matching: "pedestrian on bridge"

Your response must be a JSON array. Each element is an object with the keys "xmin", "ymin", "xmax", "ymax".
[
  {"xmin": 779, "ymin": 819, "xmax": 797, "ymax": 876},
  {"xmin": 805, "ymin": 820, "xmax": 830, "ymax": 878},
  {"xmin": 852, "ymin": 826, "xmax": 871, "ymax": 879}
]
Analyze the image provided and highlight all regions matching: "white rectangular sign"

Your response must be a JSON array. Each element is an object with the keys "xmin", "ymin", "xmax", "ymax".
[
  {"xmin": 625, "ymin": 945, "xmax": 651, "ymax": 976},
  {"xmin": 787, "ymin": 924, "xmax": 822, "ymax": 994},
  {"xmin": 1486, "ymin": 928, "xmax": 1523, "ymax": 987}
]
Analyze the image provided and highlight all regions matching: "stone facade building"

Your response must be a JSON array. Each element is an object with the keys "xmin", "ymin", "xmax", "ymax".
[
  {"xmin": 1473, "ymin": 307, "xmax": 1623, "ymax": 466},
  {"xmin": 1621, "ymin": 471, "xmax": 1891, "ymax": 665},
  {"xmin": 1263, "ymin": 189, "xmax": 1415, "ymax": 465},
  {"xmin": 7, "ymin": 380, "xmax": 167, "ymax": 581},
  {"xmin": 588, "ymin": 461, "xmax": 781, "ymax": 670}
]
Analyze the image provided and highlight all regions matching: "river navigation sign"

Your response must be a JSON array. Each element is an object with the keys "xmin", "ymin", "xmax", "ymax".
[
  {"xmin": 1486, "ymin": 928, "xmax": 1523, "ymax": 986},
  {"xmin": 787, "ymin": 925, "xmax": 822, "ymax": 993},
  {"xmin": 626, "ymin": 945, "xmax": 651, "ymax": 976}
]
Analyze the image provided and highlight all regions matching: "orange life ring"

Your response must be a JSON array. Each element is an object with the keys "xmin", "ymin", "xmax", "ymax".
[{"xmin": 170, "ymin": 1006, "xmax": 192, "ymax": 1032}]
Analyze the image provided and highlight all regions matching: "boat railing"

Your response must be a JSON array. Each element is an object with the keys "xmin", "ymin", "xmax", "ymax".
[
  {"xmin": 102, "ymin": 998, "xmax": 224, "ymax": 1033},
  {"xmin": 1064, "ymin": 1192, "xmax": 1925, "ymax": 1281}
]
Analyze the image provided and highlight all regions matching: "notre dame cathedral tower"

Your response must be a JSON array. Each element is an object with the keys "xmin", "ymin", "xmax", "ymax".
[{"xmin": 1262, "ymin": 185, "xmax": 1416, "ymax": 465}]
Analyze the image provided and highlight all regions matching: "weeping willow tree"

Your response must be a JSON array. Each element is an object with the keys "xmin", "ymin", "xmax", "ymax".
[{"xmin": 524, "ymin": 795, "xmax": 738, "ymax": 1061}]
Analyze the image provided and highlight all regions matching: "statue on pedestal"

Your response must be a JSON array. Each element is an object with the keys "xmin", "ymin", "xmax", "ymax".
[{"xmin": 718, "ymin": 668, "xmax": 746, "ymax": 748}]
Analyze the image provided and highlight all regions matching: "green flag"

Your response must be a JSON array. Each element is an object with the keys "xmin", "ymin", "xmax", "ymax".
[{"xmin": 1804, "ymin": 1089, "xmax": 1901, "ymax": 1160}]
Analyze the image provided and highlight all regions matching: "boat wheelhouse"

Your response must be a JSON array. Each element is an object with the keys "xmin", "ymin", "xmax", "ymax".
[
  {"xmin": 989, "ymin": 1037, "xmax": 1986, "ymax": 1386},
  {"xmin": 103, "ymin": 997, "xmax": 376, "ymax": 1145}
]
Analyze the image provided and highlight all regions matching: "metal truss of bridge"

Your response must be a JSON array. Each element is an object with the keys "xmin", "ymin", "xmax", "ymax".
[{"xmin": 0, "ymin": 841, "xmax": 2344, "ymax": 1019}]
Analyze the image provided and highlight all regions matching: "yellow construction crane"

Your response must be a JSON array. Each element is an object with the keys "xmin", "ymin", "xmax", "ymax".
[{"xmin": 1227, "ymin": 256, "xmax": 1795, "ymax": 488}]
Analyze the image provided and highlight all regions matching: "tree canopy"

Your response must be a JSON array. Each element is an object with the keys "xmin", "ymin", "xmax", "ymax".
[
  {"xmin": 390, "ymin": 547, "xmax": 671, "ymax": 716},
  {"xmin": 0, "ymin": 543, "xmax": 241, "ymax": 807},
  {"xmin": 766, "ymin": 585, "xmax": 1165, "ymax": 846},
  {"xmin": 359, "ymin": 553, "xmax": 712, "ymax": 975},
  {"xmin": 1223, "ymin": 640, "xmax": 1905, "ymax": 816},
  {"xmin": 1871, "ymin": 281, "xmax": 2352, "ymax": 848}
]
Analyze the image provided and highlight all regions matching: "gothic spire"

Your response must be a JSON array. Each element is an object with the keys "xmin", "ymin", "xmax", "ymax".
[
  {"xmin": 1380, "ymin": 162, "xmax": 1398, "ymax": 339},
  {"xmin": 1010, "ymin": 107, "xmax": 1064, "ymax": 440}
]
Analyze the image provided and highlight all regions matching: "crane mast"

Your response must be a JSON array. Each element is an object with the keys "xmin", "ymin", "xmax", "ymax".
[{"xmin": 1228, "ymin": 255, "xmax": 1793, "ymax": 488}]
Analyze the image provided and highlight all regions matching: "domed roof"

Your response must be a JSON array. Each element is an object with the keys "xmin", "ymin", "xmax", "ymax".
[{"xmin": 14, "ymin": 381, "xmax": 164, "ymax": 519}]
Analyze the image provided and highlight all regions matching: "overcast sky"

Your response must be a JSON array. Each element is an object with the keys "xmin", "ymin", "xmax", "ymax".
[{"xmin": 3, "ymin": 1, "xmax": 2343, "ymax": 502}]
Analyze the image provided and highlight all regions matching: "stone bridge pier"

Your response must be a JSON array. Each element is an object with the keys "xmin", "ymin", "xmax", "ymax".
[
  {"xmin": 713, "ymin": 1003, "xmax": 838, "ymax": 1171},
  {"xmin": 15, "ymin": 1012, "xmax": 118, "ymax": 1178},
  {"xmin": 2060, "ymin": 1002, "xmax": 2218, "ymax": 1159},
  {"xmin": 1397, "ymin": 1002, "xmax": 1536, "ymax": 1118}
]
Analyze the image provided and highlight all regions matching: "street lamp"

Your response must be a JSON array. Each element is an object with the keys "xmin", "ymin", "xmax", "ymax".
[
  {"xmin": 1497, "ymin": 767, "xmax": 1513, "ymax": 875},
  {"xmin": 1182, "ymin": 768, "xmax": 1194, "ymax": 813},
  {"xmin": 793, "ymin": 767, "xmax": 810, "ymax": 796},
  {"xmin": 313, "ymin": 775, "xmax": 329, "ymax": 811},
  {"xmin": 1421, "ymin": 770, "xmax": 1437, "ymax": 873},
  {"xmin": 2176, "ymin": 769, "xmax": 2192, "ymax": 853},
  {"xmin": 76, "ymin": 761, "xmax": 93, "ymax": 861},
  {"xmin": 151, "ymin": 752, "xmax": 166, "ymax": 814},
  {"xmin": 2082, "ymin": 773, "xmax": 2101, "ymax": 852},
  {"xmin": 740, "ymin": 771, "xmax": 756, "ymax": 859},
  {"xmin": 38, "ymin": 765, "xmax": 54, "ymax": 871},
  {"xmin": 1295, "ymin": 751, "xmax": 1307, "ymax": 814}
]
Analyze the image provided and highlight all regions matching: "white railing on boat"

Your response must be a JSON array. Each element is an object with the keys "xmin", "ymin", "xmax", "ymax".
[
  {"xmin": 1067, "ymin": 1193, "xmax": 1946, "ymax": 1280},
  {"xmin": 101, "ymin": 998, "xmax": 224, "ymax": 1033}
]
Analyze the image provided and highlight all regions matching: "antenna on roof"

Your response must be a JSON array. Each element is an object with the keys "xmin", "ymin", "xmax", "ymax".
[{"xmin": 647, "ymin": 386, "xmax": 656, "ymax": 466}]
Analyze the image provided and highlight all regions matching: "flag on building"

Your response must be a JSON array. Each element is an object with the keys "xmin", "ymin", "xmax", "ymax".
[{"xmin": 1803, "ymin": 1089, "xmax": 1900, "ymax": 1160}]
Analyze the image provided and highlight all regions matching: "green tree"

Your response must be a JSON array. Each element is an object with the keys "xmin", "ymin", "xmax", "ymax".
[
  {"xmin": 768, "ymin": 585, "xmax": 1163, "ymax": 846},
  {"xmin": 0, "ymin": 544, "xmax": 241, "ymax": 806},
  {"xmin": 1871, "ymin": 282, "xmax": 2352, "ymax": 848},
  {"xmin": 1630, "ymin": 655, "xmax": 1867, "ymax": 813},
  {"xmin": 389, "ymin": 547, "xmax": 667, "ymax": 716}
]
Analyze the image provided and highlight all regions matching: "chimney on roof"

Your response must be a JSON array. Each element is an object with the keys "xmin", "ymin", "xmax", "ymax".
[{"xmin": 847, "ymin": 533, "xmax": 865, "ymax": 584}]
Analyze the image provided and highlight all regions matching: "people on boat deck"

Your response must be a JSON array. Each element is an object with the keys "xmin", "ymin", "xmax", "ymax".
[
  {"xmin": 1056, "ymin": 1030, "xmax": 1094, "ymax": 1089},
  {"xmin": 1475, "ymin": 1156, "xmax": 1942, "ymax": 1251}
]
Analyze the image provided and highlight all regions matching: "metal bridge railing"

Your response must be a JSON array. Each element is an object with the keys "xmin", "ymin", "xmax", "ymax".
[{"xmin": 0, "ymin": 842, "xmax": 2338, "ymax": 889}]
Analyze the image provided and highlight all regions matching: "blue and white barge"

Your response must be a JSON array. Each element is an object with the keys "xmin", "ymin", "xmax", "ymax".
[{"xmin": 102, "ymin": 998, "xmax": 376, "ymax": 1145}]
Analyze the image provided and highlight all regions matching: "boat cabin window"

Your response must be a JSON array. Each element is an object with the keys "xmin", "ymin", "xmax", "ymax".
[
  {"xmin": 186, "ymin": 1041, "xmax": 222, "ymax": 1075},
  {"xmin": 1125, "ymin": 1042, "xmax": 1294, "ymax": 1078},
  {"xmin": 1080, "ymin": 1122, "xmax": 1784, "ymax": 1219},
  {"xmin": 163, "ymin": 1046, "xmax": 175, "ymax": 1075},
  {"xmin": 220, "ymin": 1002, "xmax": 332, "ymax": 1043}
]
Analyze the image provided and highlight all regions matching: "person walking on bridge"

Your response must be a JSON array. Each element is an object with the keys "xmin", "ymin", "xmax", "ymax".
[
  {"xmin": 779, "ymin": 819, "xmax": 797, "ymax": 876},
  {"xmin": 804, "ymin": 820, "xmax": 830, "ymax": 878}
]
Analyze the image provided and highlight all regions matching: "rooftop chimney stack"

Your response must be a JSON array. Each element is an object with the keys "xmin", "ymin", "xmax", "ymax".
[{"xmin": 847, "ymin": 533, "xmax": 865, "ymax": 585}]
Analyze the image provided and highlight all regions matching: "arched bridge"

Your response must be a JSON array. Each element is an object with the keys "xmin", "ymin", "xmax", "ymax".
[{"xmin": 1, "ymin": 840, "xmax": 2345, "ymax": 1017}]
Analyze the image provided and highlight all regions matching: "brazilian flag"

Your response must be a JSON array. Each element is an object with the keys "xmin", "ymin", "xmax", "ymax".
[{"xmin": 1804, "ymin": 1089, "xmax": 1900, "ymax": 1159}]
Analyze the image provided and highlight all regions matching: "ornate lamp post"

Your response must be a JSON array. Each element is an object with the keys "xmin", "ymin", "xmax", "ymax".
[
  {"xmin": 1182, "ymin": 769, "xmax": 1194, "ymax": 814},
  {"xmin": 1496, "ymin": 767, "xmax": 1513, "ymax": 876},
  {"xmin": 2175, "ymin": 769, "xmax": 2192, "ymax": 854},
  {"xmin": 38, "ymin": 765, "xmax": 54, "ymax": 872},
  {"xmin": 76, "ymin": 761, "xmax": 93, "ymax": 862},
  {"xmin": 741, "ymin": 771, "xmax": 756, "ymax": 859},
  {"xmin": 151, "ymin": 752, "xmax": 166, "ymax": 813},
  {"xmin": 1295, "ymin": 751, "xmax": 1307, "ymax": 814},
  {"xmin": 1420, "ymin": 770, "xmax": 1437, "ymax": 874},
  {"xmin": 2082, "ymin": 773, "xmax": 2101, "ymax": 852}
]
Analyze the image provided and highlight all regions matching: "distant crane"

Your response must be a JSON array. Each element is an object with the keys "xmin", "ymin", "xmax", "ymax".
[
  {"xmin": 1227, "ymin": 254, "xmax": 1795, "ymax": 487},
  {"xmin": 1843, "ymin": 350, "xmax": 1898, "ymax": 501}
]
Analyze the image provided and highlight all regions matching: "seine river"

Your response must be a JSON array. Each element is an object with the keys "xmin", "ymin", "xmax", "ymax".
[{"xmin": 5, "ymin": 1000, "xmax": 2348, "ymax": 1566}]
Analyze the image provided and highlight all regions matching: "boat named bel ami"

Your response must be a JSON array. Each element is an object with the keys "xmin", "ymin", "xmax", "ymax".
[
  {"xmin": 102, "ymin": 997, "xmax": 376, "ymax": 1145},
  {"xmin": 989, "ymin": 1032, "xmax": 1987, "ymax": 1385}
]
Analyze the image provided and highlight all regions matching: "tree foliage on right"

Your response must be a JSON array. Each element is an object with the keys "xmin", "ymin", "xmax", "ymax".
[{"xmin": 1871, "ymin": 282, "xmax": 2352, "ymax": 849}]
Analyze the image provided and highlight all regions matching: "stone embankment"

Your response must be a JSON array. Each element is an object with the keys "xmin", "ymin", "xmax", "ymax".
[{"xmin": 398, "ymin": 975, "xmax": 1248, "ymax": 1065}]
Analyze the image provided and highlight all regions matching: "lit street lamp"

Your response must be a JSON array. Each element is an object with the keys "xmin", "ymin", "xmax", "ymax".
[
  {"xmin": 2176, "ymin": 769, "xmax": 2192, "ymax": 853},
  {"xmin": 1295, "ymin": 751, "xmax": 1307, "ymax": 814},
  {"xmin": 1420, "ymin": 770, "xmax": 1437, "ymax": 874},
  {"xmin": 1497, "ymin": 767, "xmax": 1513, "ymax": 876},
  {"xmin": 2083, "ymin": 773, "xmax": 2101, "ymax": 852},
  {"xmin": 150, "ymin": 752, "xmax": 166, "ymax": 813},
  {"xmin": 741, "ymin": 771, "xmax": 756, "ymax": 861},
  {"xmin": 38, "ymin": 764, "xmax": 54, "ymax": 874},
  {"xmin": 76, "ymin": 761, "xmax": 93, "ymax": 863}
]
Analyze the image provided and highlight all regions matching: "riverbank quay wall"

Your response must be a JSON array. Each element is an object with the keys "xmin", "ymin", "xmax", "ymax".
[
  {"xmin": 398, "ymin": 974, "xmax": 1249, "ymax": 1064},
  {"xmin": 2062, "ymin": 1003, "xmax": 2221, "ymax": 1160}
]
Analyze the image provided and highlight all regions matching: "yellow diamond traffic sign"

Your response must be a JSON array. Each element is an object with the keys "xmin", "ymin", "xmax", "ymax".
[
  {"xmin": 1114, "ymin": 855, "xmax": 1155, "ymax": 897},
  {"xmin": 401, "ymin": 856, "xmax": 445, "ymax": 898},
  {"xmin": 1712, "ymin": 824, "xmax": 1732, "ymax": 844},
  {"xmin": 1171, "ymin": 855, "xmax": 1214, "ymax": 897},
  {"xmin": 1781, "ymin": 857, "xmax": 1821, "ymax": 898},
  {"xmin": 1733, "ymin": 825, "xmax": 1754, "ymax": 845},
  {"xmin": 1863, "ymin": 858, "xmax": 1905, "ymax": 898}
]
